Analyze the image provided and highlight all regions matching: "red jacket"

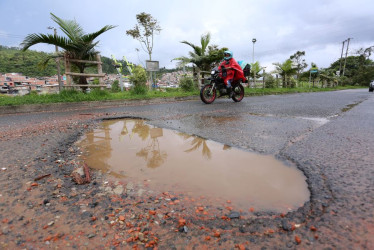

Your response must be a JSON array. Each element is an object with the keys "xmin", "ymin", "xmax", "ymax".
[{"xmin": 219, "ymin": 58, "xmax": 246, "ymax": 85}]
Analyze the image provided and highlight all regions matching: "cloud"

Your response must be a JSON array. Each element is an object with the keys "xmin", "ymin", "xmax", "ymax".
[{"xmin": 1, "ymin": 0, "xmax": 373, "ymax": 71}]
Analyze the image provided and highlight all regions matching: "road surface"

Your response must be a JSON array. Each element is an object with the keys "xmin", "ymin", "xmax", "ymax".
[{"xmin": 0, "ymin": 89, "xmax": 373, "ymax": 249}]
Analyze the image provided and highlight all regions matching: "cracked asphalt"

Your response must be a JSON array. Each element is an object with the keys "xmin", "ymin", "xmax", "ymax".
[{"xmin": 0, "ymin": 89, "xmax": 373, "ymax": 249}]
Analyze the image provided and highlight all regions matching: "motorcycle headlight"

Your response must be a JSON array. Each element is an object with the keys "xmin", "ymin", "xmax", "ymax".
[{"xmin": 211, "ymin": 70, "xmax": 215, "ymax": 75}]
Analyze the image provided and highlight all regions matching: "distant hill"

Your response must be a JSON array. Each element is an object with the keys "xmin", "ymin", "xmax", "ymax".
[{"xmin": 0, "ymin": 45, "xmax": 122, "ymax": 77}]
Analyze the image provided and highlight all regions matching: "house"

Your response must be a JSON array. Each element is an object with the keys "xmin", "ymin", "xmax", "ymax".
[{"xmin": 0, "ymin": 73, "xmax": 66, "ymax": 94}]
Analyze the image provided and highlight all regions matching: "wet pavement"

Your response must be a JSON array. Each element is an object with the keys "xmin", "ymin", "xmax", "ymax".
[{"xmin": 0, "ymin": 89, "xmax": 373, "ymax": 249}]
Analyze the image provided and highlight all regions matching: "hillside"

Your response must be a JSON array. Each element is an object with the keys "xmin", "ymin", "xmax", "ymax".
[{"xmin": 0, "ymin": 46, "xmax": 120, "ymax": 77}]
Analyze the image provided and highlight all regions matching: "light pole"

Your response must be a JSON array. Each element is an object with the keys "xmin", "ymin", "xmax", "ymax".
[
  {"xmin": 48, "ymin": 26, "xmax": 62, "ymax": 92},
  {"xmin": 252, "ymin": 38, "xmax": 256, "ymax": 87}
]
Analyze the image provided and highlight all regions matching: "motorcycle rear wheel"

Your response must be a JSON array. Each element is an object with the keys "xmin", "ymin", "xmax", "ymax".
[
  {"xmin": 232, "ymin": 84, "xmax": 244, "ymax": 102},
  {"xmin": 200, "ymin": 84, "xmax": 216, "ymax": 104}
]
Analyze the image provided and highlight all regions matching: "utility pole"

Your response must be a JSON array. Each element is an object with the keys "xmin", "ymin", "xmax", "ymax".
[
  {"xmin": 48, "ymin": 26, "xmax": 62, "ymax": 92},
  {"xmin": 338, "ymin": 40, "xmax": 346, "ymax": 76},
  {"xmin": 262, "ymin": 67, "xmax": 266, "ymax": 89},
  {"xmin": 342, "ymin": 38, "xmax": 352, "ymax": 77}
]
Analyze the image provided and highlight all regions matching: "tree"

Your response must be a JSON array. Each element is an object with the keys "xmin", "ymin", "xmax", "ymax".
[
  {"xmin": 352, "ymin": 46, "xmax": 374, "ymax": 86},
  {"xmin": 174, "ymin": 33, "xmax": 227, "ymax": 84},
  {"xmin": 250, "ymin": 61, "xmax": 262, "ymax": 79},
  {"xmin": 319, "ymin": 68, "xmax": 338, "ymax": 87},
  {"xmin": 290, "ymin": 51, "xmax": 307, "ymax": 80},
  {"xmin": 21, "ymin": 13, "xmax": 116, "ymax": 88},
  {"xmin": 126, "ymin": 12, "xmax": 161, "ymax": 61},
  {"xmin": 328, "ymin": 46, "xmax": 374, "ymax": 86},
  {"xmin": 273, "ymin": 59, "xmax": 297, "ymax": 88}
]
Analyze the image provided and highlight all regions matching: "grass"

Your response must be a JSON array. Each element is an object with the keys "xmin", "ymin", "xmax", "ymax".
[
  {"xmin": 0, "ymin": 85, "xmax": 364, "ymax": 107},
  {"xmin": 243, "ymin": 85, "xmax": 363, "ymax": 96},
  {"xmin": 0, "ymin": 88, "xmax": 199, "ymax": 107}
]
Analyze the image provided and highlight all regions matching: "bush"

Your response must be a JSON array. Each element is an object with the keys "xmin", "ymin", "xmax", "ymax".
[
  {"xmin": 338, "ymin": 76, "xmax": 351, "ymax": 86},
  {"xmin": 132, "ymin": 84, "xmax": 148, "ymax": 95},
  {"xmin": 179, "ymin": 76, "xmax": 197, "ymax": 92},
  {"xmin": 129, "ymin": 66, "xmax": 148, "ymax": 95},
  {"xmin": 111, "ymin": 80, "xmax": 120, "ymax": 92},
  {"xmin": 264, "ymin": 74, "xmax": 276, "ymax": 88},
  {"xmin": 289, "ymin": 77, "xmax": 297, "ymax": 88}
]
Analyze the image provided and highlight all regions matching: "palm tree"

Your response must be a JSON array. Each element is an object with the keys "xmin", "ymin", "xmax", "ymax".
[
  {"xmin": 250, "ymin": 61, "xmax": 262, "ymax": 85},
  {"xmin": 174, "ymin": 33, "xmax": 227, "ymax": 84},
  {"xmin": 319, "ymin": 68, "xmax": 338, "ymax": 88},
  {"xmin": 273, "ymin": 59, "xmax": 297, "ymax": 88},
  {"xmin": 21, "ymin": 13, "xmax": 116, "ymax": 88}
]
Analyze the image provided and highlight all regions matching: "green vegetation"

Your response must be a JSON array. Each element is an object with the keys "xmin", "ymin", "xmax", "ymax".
[
  {"xmin": 174, "ymin": 33, "xmax": 228, "ymax": 83},
  {"xmin": 0, "ymin": 88, "xmax": 199, "ymax": 106},
  {"xmin": 244, "ymin": 85, "xmax": 362, "ymax": 96},
  {"xmin": 0, "ymin": 46, "xmax": 58, "ymax": 77},
  {"xmin": 273, "ymin": 59, "xmax": 298, "ymax": 88},
  {"xmin": 0, "ymin": 85, "xmax": 362, "ymax": 107},
  {"xmin": 0, "ymin": 45, "xmax": 120, "ymax": 77},
  {"xmin": 20, "ymin": 13, "xmax": 116, "ymax": 88},
  {"xmin": 179, "ymin": 76, "xmax": 198, "ymax": 92},
  {"xmin": 126, "ymin": 12, "xmax": 161, "ymax": 60},
  {"xmin": 129, "ymin": 65, "xmax": 148, "ymax": 95}
]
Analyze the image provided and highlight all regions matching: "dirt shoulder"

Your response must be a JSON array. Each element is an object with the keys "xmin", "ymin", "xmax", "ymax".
[
  {"xmin": 1, "ymin": 93, "xmax": 373, "ymax": 249},
  {"xmin": 0, "ymin": 104, "xmax": 307, "ymax": 249}
]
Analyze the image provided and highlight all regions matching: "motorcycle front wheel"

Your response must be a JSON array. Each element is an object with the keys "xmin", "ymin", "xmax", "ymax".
[
  {"xmin": 200, "ymin": 84, "xmax": 216, "ymax": 104},
  {"xmin": 232, "ymin": 84, "xmax": 244, "ymax": 102}
]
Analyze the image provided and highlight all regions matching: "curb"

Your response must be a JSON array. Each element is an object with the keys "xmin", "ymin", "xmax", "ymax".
[{"xmin": 0, "ymin": 96, "xmax": 199, "ymax": 115}]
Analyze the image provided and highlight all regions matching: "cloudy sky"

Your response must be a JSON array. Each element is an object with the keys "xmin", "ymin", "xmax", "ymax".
[{"xmin": 1, "ymin": 0, "xmax": 373, "ymax": 71}]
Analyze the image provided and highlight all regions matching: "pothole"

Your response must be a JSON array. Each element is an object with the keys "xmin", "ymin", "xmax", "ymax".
[{"xmin": 76, "ymin": 118, "xmax": 310, "ymax": 213}]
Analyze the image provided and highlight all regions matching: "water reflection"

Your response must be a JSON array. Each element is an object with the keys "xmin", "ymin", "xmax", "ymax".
[
  {"xmin": 76, "ymin": 118, "xmax": 310, "ymax": 213},
  {"xmin": 132, "ymin": 120, "xmax": 150, "ymax": 140},
  {"xmin": 78, "ymin": 119, "xmax": 215, "ymax": 170},
  {"xmin": 178, "ymin": 133, "xmax": 212, "ymax": 159},
  {"xmin": 136, "ymin": 128, "xmax": 167, "ymax": 168},
  {"xmin": 82, "ymin": 121, "xmax": 113, "ymax": 174}
]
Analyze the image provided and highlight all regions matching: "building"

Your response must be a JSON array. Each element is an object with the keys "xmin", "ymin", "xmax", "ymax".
[{"xmin": 0, "ymin": 73, "xmax": 66, "ymax": 95}]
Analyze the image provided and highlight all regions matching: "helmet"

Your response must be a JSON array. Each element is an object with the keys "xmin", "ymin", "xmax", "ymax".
[{"xmin": 224, "ymin": 50, "xmax": 233, "ymax": 61}]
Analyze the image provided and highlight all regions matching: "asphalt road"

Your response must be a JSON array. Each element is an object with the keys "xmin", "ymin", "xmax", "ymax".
[{"xmin": 0, "ymin": 89, "xmax": 373, "ymax": 248}]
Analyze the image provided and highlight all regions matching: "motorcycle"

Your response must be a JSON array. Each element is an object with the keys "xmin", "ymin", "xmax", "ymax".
[{"xmin": 200, "ymin": 66, "xmax": 245, "ymax": 104}]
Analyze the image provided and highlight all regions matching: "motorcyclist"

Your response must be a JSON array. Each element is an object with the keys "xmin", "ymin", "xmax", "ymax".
[{"xmin": 219, "ymin": 50, "xmax": 246, "ymax": 97}]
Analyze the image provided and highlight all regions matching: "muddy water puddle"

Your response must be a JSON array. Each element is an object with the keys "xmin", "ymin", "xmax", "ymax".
[{"xmin": 76, "ymin": 119, "xmax": 309, "ymax": 213}]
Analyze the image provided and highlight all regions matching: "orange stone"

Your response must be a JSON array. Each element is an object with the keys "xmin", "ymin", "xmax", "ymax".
[
  {"xmin": 178, "ymin": 219, "xmax": 186, "ymax": 227},
  {"xmin": 310, "ymin": 226, "xmax": 317, "ymax": 232},
  {"xmin": 149, "ymin": 210, "xmax": 156, "ymax": 215}
]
